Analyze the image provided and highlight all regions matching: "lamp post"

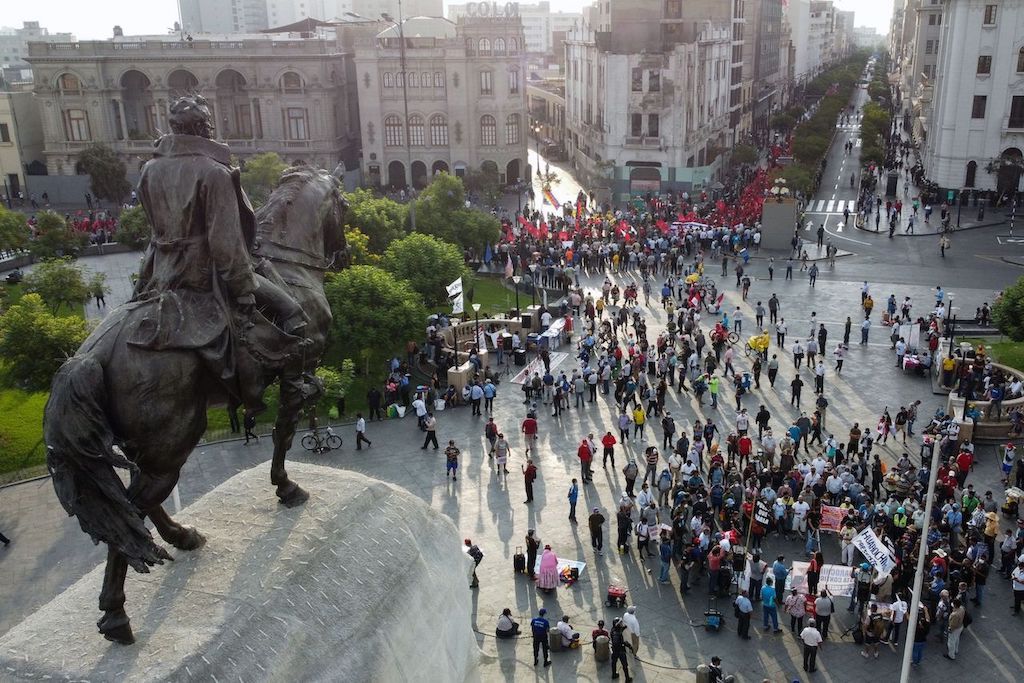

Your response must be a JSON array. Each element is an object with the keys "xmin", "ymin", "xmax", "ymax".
[
  {"xmin": 531, "ymin": 122, "xmax": 543, "ymax": 179},
  {"xmin": 529, "ymin": 264, "xmax": 538, "ymax": 306},
  {"xmin": 472, "ymin": 303, "xmax": 481, "ymax": 351},
  {"xmin": 382, "ymin": 4, "xmax": 416, "ymax": 231},
  {"xmin": 512, "ymin": 275, "xmax": 522, "ymax": 317},
  {"xmin": 956, "ymin": 190, "xmax": 963, "ymax": 228}
]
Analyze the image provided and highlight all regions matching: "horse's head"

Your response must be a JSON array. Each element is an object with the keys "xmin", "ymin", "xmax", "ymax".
[{"xmin": 256, "ymin": 166, "xmax": 349, "ymax": 270}]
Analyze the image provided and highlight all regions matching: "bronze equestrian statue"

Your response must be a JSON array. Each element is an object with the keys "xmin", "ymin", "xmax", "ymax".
[{"xmin": 43, "ymin": 95, "xmax": 348, "ymax": 644}]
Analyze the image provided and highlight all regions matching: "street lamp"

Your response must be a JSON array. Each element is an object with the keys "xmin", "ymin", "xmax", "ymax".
[
  {"xmin": 956, "ymin": 190, "xmax": 963, "ymax": 228},
  {"xmin": 529, "ymin": 264, "xmax": 538, "ymax": 306},
  {"xmin": 472, "ymin": 303, "xmax": 481, "ymax": 350},
  {"xmin": 531, "ymin": 122, "xmax": 543, "ymax": 179},
  {"xmin": 512, "ymin": 275, "xmax": 522, "ymax": 317},
  {"xmin": 382, "ymin": 4, "xmax": 416, "ymax": 231}
]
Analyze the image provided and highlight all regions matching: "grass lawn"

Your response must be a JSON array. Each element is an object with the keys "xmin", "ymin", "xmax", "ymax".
[
  {"xmin": 466, "ymin": 276, "xmax": 517, "ymax": 317},
  {"xmin": 1, "ymin": 282, "xmax": 86, "ymax": 318},
  {"xmin": 0, "ymin": 389, "xmax": 47, "ymax": 480},
  {"xmin": 958, "ymin": 337, "xmax": 1024, "ymax": 373}
]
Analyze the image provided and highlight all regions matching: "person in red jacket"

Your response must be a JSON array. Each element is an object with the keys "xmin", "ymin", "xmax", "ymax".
[
  {"xmin": 738, "ymin": 434, "xmax": 753, "ymax": 467},
  {"xmin": 578, "ymin": 438, "xmax": 594, "ymax": 483},
  {"xmin": 602, "ymin": 431, "xmax": 618, "ymax": 467}
]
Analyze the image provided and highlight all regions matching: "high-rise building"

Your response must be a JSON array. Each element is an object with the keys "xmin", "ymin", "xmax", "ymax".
[
  {"xmin": 179, "ymin": 0, "xmax": 269, "ymax": 34},
  {"xmin": 564, "ymin": 0, "xmax": 733, "ymax": 202},
  {"xmin": 354, "ymin": 15, "xmax": 529, "ymax": 189},
  {"xmin": 0, "ymin": 21, "xmax": 75, "ymax": 67},
  {"xmin": 749, "ymin": 0, "xmax": 785, "ymax": 137},
  {"xmin": 447, "ymin": 1, "xmax": 581, "ymax": 55},
  {"xmin": 920, "ymin": 0, "xmax": 1024, "ymax": 197}
]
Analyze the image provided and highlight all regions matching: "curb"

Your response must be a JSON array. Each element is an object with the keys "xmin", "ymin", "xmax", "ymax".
[
  {"xmin": 1001, "ymin": 257, "xmax": 1024, "ymax": 268},
  {"xmin": 854, "ymin": 218, "xmax": 1007, "ymax": 237}
]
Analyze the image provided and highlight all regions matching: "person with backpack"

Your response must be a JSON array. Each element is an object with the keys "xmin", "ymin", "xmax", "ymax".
[
  {"xmin": 657, "ymin": 469, "xmax": 673, "ymax": 507},
  {"xmin": 530, "ymin": 608, "xmax": 552, "ymax": 667},
  {"xmin": 623, "ymin": 458, "xmax": 639, "ymax": 497},
  {"xmin": 464, "ymin": 538, "xmax": 483, "ymax": 588}
]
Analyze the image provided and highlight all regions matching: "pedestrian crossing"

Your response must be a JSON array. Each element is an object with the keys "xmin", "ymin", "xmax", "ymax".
[{"xmin": 806, "ymin": 199, "xmax": 857, "ymax": 214}]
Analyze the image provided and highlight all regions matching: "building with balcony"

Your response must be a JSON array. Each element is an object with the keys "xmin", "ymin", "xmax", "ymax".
[
  {"xmin": 564, "ymin": 2, "xmax": 732, "ymax": 202},
  {"xmin": 526, "ymin": 77, "xmax": 566, "ymax": 159},
  {"xmin": 921, "ymin": 0, "xmax": 1024, "ymax": 196},
  {"xmin": 26, "ymin": 33, "xmax": 361, "ymax": 177},
  {"xmin": 448, "ymin": 1, "xmax": 580, "ymax": 55},
  {"xmin": 353, "ymin": 15, "xmax": 529, "ymax": 189}
]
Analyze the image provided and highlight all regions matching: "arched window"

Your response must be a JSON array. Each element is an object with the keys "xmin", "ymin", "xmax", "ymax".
[
  {"xmin": 494, "ymin": 37, "xmax": 506, "ymax": 55},
  {"xmin": 478, "ymin": 38, "xmax": 491, "ymax": 56},
  {"xmin": 965, "ymin": 160, "xmax": 978, "ymax": 188},
  {"xmin": 509, "ymin": 38, "xmax": 519, "ymax": 55},
  {"xmin": 479, "ymin": 70, "xmax": 493, "ymax": 95},
  {"xmin": 434, "ymin": 71, "xmax": 444, "ymax": 87},
  {"xmin": 422, "ymin": 72, "xmax": 431, "ymax": 87},
  {"xmin": 407, "ymin": 72, "xmax": 418, "ymax": 88},
  {"xmin": 430, "ymin": 115, "xmax": 449, "ymax": 146},
  {"xmin": 383, "ymin": 72, "xmax": 393, "ymax": 88},
  {"xmin": 57, "ymin": 73, "xmax": 82, "ymax": 95},
  {"xmin": 466, "ymin": 38, "xmax": 475, "ymax": 56},
  {"xmin": 408, "ymin": 114, "xmax": 425, "ymax": 145},
  {"xmin": 396, "ymin": 71, "xmax": 405, "ymax": 88},
  {"xmin": 508, "ymin": 67, "xmax": 520, "ymax": 94},
  {"xmin": 280, "ymin": 71, "xmax": 304, "ymax": 93},
  {"xmin": 480, "ymin": 115, "xmax": 496, "ymax": 146},
  {"xmin": 384, "ymin": 114, "xmax": 403, "ymax": 146},
  {"xmin": 505, "ymin": 113, "xmax": 521, "ymax": 145},
  {"xmin": 1018, "ymin": 47, "xmax": 1024, "ymax": 72}
]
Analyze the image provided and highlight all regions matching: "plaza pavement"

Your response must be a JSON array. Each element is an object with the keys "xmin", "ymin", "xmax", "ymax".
[{"xmin": 1, "ymin": 259, "xmax": 1022, "ymax": 682}]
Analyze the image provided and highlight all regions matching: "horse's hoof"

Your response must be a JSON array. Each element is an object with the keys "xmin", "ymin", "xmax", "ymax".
[
  {"xmin": 97, "ymin": 613, "xmax": 135, "ymax": 645},
  {"xmin": 277, "ymin": 482, "xmax": 309, "ymax": 508},
  {"xmin": 174, "ymin": 526, "xmax": 206, "ymax": 551}
]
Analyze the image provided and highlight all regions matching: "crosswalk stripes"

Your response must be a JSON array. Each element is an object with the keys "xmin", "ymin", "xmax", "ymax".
[
  {"xmin": 826, "ymin": 200, "xmax": 835, "ymax": 213},
  {"xmin": 807, "ymin": 199, "xmax": 855, "ymax": 214}
]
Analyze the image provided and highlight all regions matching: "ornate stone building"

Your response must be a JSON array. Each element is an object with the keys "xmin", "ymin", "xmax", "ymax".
[
  {"xmin": 353, "ymin": 15, "xmax": 529, "ymax": 189},
  {"xmin": 26, "ymin": 34, "xmax": 360, "ymax": 176}
]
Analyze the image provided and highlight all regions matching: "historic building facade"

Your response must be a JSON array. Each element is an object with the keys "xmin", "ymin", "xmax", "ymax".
[
  {"xmin": 27, "ymin": 34, "xmax": 360, "ymax": 176},
  {"xmin": 354, "ymin": 15, "xmax": 529, "ymax": 189}
]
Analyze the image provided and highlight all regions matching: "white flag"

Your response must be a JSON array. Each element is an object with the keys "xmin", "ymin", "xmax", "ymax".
[
  {"xmin": 451, "ymin": 295, "xmax": 464, "ymax": 315},
  {"xmin": 446, "ymin": 277, "xmax": 463, "ymax": 298},
  {"xmin": 852, "ymin": 528, "xmax": 896, "ymax": 574}
]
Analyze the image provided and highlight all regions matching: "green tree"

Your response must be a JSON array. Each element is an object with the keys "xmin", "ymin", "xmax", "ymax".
[
  {"xmin": 0, "ymin": 293, "xmax": 88, "ymax": 389},
  {"xmin": 779, "ymin": 164, "xmax": 815, "ymax": 196},
  {"xmin": 0, "ymin": 206, "xmax": 29, "ymax": 252},
  {"xmin": 239, "ymin": 152, "xmax": 288, "ymax": 208},
  {"xmin": 316, "ymin": 359, "xmax": 355, "ymax": 415},
  {"xmin": 770, "ymin": 113, "xmax": 797, "ymax": 134},
  {"xmin": 324, "ymin": 266, "xmax": 426, "ymax": 374},
  {"xmin": 22, "ymin": 258, "xmax": 90, "ymax": 313},
  {"xmin": 344, "ymin": 227, "xmax": 379, "ymax": 265},
  {"xmin": 115, "ymin": 204, "xmax": 151, "ymax": 249},
  {"xmin": 731, "ymin": 143, "xmax": 759, "ymax": 166},
  {"xmin": 382, "ymin": 233, "xmax": 469, "ymax": 308},
  {"xmin": 29, "ymin": 211, "xmax": 88, "ymax": 259},
  {"xmin": 77, "ymin": 144, "xmax": 131, "ymax": 204},
  {"xmin": 463, "ymin": 166, "xmax": 502, "ymax": 206},
  {"xmin": 411, "ymin": 173, "xmax": 500, "ymax": 252},
  {"xmin": 993, "ymin": 277, "xmax": 1024, "ymax": 341},
  {"xmin": 344, "ymin": 188, "xmax": 407, "ymax": 253}
]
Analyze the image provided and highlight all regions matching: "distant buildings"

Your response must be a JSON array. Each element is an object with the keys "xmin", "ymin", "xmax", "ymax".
[
  {"xmin": 0, "ymin": 21, "xmax": 74, "ymax": 67},
  {"xmin": 447, "ymin": 1, "xmax": 581, "ymax": 55},
  {"xmin": 353, "ymin": 15, "xmax": 529, "ymax": 188},
  {"xmin": 0, "ymin": 91, "xmax": 44, "ymax": 200}
]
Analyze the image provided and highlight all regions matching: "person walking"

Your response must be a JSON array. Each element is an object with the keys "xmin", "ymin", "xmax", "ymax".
[
  {"xmin": 422, "ymin": 413, "xmax": 439, "ymax": 449},
  {"xmin": 464, "ymin": 538, "xmax": 483, "ymax": 587},
  {"xmin": 761, "ymin": 577, "xmax": 781, "ymax": 632},
  {"xmin": 567, "ymin": 479, "xmax": 579, "ymax": 523},
  {"xmin": 602, "ymin": 430, "xmax": 618, "ymax": 467},
  {"xmin": 609, "ymin": 618, "xmax": 634, "ymax": 681},
  {"xmin": 911, "ymin": 609, "xmax": 930, "ymax": 666},
  {"xmin": 791, "ymin": 375, "xmax": 804, "ymax": 409},
  {"xmin": 814, "ymin": 589, "xmax": 834, "ymax": 640},
  {"xmin": 944, "ymin": 599, "xmax": 965, "ymax": 660},
  {"xmin": 808, "ymin": 263, "xmax": 819, "ymax": 287},
  {"xmin": 589, "ymin": 507, "xmax": 606, "ymax": 554},
  {"xmin": 578, "ymin": 438, "xmax": 594, "ymax": 484},
  {"xmin": 785, "ymin": 588, "xmax": 807, "ymax": 633},
  {"xmin": 735, "ymin": 589, "xmax": 754, "ymax": 639},
  {"xmin": 445, "ymin": 440, "xmax": 460, "ymax": 481},
  {"xmin": 800, "ymin": 619, "xmax": 823, "ymax": 673},
  {"xmin": 860, "ymin": 318, "xmax": 871, "ymax": 345},
  {"xmin": 530, "ymin": 608, "xmax": 552, "ymax": 667},
  {"xmin": 355, "ymin": 412, "xmax": 372, "ymax": 450},
  {"xmin": 621, "ymin": 606, "xmax": 641, "ymax": 659},
  {"xmin": 525, "ymin": 529, "xmax": 540, "ymax": 579},
  {"xmin": 519, "ymin": 449, "xmax": 540, "ymax": 500}
]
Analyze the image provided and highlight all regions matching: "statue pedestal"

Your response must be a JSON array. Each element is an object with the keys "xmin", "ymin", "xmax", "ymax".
[{"xmin": 0, "ymin": 463, "xmax": 478, "ymax": 682}]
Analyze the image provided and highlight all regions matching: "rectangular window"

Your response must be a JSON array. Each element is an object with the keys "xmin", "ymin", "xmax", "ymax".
[
  {"xmin": 64, "ymin": 109, "xmax": 90, "ymax": 141},
  {"xmin": 648, "ymin": 70, "xmax": 660, "ymax": 92},
  {"xmin": 285, "ymin": 107, "xmax": 308, "ymax": 140},
  {"xmin": 648, "ymin": 113, "xmax": 659, "ymax": 138},
  {"xmin": 631, "ymin": 68, "xmax": 643, "ymax": 92},
  {"xmin": 971, "ymin": 95, "xmax": 987, "ymax": 119},
  {"xmin": 0, "ymin": 123, "xmax": 9, "ymax": 143},
  {"xmin": 235, "ymin": 104, "xmax": 253, "ymax": 138},
  {"xmin": 924, "ymin": 40, "xmax": 935, "ymax": 55},
  {"xmin": 977, "ymin": 55, "xmax": 992, "ymax": 75},
  {"xmin": 480, "ymin": 71, "xmax": 493, "ymax": 95},
  {"xmin": 1010, "ymin": 96, "xmax": 1024, "ymax": 128},
  {"xmin": 983, "ymin": 4, "xmax": 996, "ymax": 24},
  {"xmin": 630, "ymin": 113, "xmax": 642, "ymax": 137},
  {"xmin": 508, "ymin": 69, "xmax": 520, "ymax": 94}
]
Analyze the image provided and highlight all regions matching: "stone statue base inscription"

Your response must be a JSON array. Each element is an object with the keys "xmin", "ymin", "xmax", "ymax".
[{"xmin": 0, "ymin": 463, "xmax": 479, "ymax": 682}]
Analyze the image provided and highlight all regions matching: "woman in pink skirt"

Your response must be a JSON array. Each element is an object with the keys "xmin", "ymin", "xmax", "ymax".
[{"xmin": 537, "ymin": 545, "xmax": 559, "ymax": 591}]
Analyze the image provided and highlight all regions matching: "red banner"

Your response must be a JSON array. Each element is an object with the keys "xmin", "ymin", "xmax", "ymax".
[{"xmin": 820, "ymin": 505, "xmax": 845, "ymax": 533}]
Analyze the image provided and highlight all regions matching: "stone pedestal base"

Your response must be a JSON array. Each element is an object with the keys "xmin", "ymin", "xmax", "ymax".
[{"xmin": 0, "ymin": 463, "xmax": 478, "ymax": 682}]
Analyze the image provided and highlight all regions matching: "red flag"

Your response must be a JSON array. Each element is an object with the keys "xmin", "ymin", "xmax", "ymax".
[{"xmin": 656, "ymin": 219, "xmax": 670, "ymax": 234}]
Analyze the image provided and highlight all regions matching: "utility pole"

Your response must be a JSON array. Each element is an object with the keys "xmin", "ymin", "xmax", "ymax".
[{"xmin": 383, "ymin": 0, "xmax": 416, "ymax": 231}]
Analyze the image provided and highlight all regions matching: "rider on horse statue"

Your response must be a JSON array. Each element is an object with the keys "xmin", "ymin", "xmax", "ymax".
[{"xmin": 129, "ymin": 94, "xmax": 309, "ymax": 412}]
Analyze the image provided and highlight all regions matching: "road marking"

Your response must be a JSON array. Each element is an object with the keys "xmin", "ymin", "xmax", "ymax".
[
  {"xmin": 826, "ymin": 200, "xmax": 835, "ymax": 212},
  {"xmin": 815, "ymin": 200, "xmax": 825, "ymax": 212},
  {"xmin": 822, "ymin": 213, "xmax": 871, "ymax": 245},
  {"xmin": 996, "ymin": 236, "xmax": 1024, "ymax": 245},
  {"xmin": 836, "ymin": 221, "xmax": 844, "ymax": 232}
]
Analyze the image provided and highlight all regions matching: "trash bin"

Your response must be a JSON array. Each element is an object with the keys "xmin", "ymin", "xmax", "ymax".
[
  {"xmin": 514, "ymin": 349, "xmax": 527, "ymax": 366},
  {"xmin": 695, "ymin": 664, "xmax": 711, "ymax": 683},
  {"xmin": 548, "ymin": 627, "xmax": 562, "ymax": 652},
  {"xmin": 594, "ymin": 635, "xmax": 610, "ymax": 662}
]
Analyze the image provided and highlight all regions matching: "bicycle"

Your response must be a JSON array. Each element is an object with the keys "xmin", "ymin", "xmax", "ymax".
[{"xmin": 301, "ymin": 427, "xmax": 342, "ymax": 454}]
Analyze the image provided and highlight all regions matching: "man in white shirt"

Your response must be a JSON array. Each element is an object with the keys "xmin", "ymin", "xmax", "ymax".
[
  {"xmin": 800, "ymin": 619, "xmax": 823, "ymax": 672},
  {"xmin": 793, "ymin": 499, "xmax": 810, "ymax": 534},
  {"xmin": 621, "ymin": 606, "xmax": 641, "ymax": 658},
  {"xmin": 412, "ymin": 396, "xmax": 427, "ymax": 428},
  {"xmin": 1012, "ymin": 560, "xmax": 1024, "ymax": 614},
  {"xmin": 887, "ymin": 592, "xmax": 907, "ymax": 645},
  {"xmin": 355, "ymin": 413, "xmax": 371, "ymax": 450}
]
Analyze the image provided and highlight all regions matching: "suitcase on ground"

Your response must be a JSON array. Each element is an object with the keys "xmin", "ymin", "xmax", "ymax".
[{"xmin": 513, "ymin": 546, "xmax": 526, "ymax": 573}]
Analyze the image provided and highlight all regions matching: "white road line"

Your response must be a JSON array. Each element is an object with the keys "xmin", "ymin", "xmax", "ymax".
[
  {"xmin": 826, "ymin": 200, "xmax": 835, "ymax": 212},
  {"xmin": 822, "ymin": 213, "xmax": 871, "ymax": 245}
]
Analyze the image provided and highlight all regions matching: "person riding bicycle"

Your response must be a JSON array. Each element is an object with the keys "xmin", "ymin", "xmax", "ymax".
[
  {"xmin": 712, "ymin": 322, "xmax": 730, "ymax": 344},
  {"xmin": 748, "ymin": 330, "xmax": 770, "ymax": 358}
]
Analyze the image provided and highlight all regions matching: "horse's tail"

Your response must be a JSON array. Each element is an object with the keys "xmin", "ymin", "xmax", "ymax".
[{"xmin": 44, "ymin": 355, "xmax": 171, "ymax": 572}]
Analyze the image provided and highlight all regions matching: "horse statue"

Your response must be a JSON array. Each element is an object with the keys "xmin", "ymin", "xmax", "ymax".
[{"xmin": 42, "ymin": 96, "xmax": 347, "ymax": 645}]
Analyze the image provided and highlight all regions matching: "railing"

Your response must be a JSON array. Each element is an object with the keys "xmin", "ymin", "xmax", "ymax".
[{"xmin": 30, "ymin": 38, "xmax": 339, "ymax": 58}]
